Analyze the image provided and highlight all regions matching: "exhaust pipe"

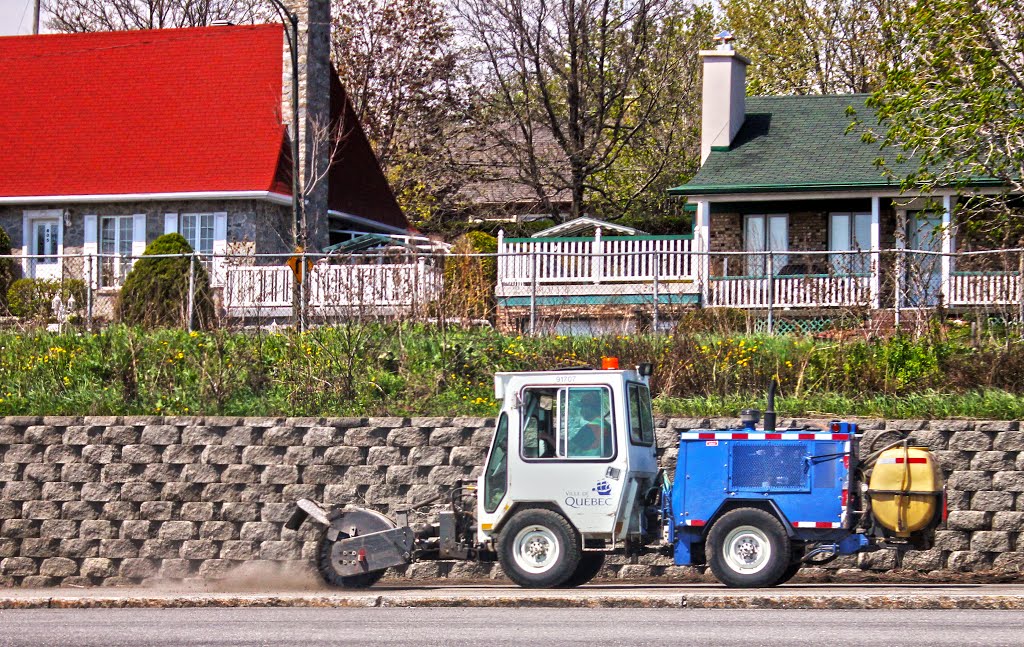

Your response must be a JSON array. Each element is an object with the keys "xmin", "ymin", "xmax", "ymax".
[{"xmin": 763, "ymin": 379, "xmax": 777, "ymax": 432}]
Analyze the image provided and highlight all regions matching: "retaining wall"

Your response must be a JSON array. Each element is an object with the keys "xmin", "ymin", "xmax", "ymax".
[{"xmin": 1, "ymin": 416, "xmax": 1023, "ymax": 587}]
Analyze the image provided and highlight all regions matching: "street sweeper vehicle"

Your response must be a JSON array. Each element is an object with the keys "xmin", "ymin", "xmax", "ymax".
[{"xmin": 288, "ymin": 361, "xmax": 945, "ymax": 588}]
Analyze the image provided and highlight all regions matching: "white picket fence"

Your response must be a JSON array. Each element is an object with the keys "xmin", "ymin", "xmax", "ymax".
[
  {"xmin": 496, "ymin": 235, "xmax": 695, "ymax": 286},
  {"xmin": 223, "ymin": 261, "xmax": 443, "ymax": 314}
]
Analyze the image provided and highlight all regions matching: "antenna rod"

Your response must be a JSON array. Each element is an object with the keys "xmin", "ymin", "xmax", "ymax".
[{"xmin": 763, "ymin": 379, "xmax": 777, "ymax": 431}]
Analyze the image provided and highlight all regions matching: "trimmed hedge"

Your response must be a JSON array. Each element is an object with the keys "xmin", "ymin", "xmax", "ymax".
[{"xmin": 116, "ymin": 233, "xmax": 215, "ymax": 328}]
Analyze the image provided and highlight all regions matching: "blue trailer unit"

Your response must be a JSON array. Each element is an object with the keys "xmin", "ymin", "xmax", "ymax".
[{"xmin": 668, "ymin": 423, "xmax": 863, "ymax": 578}]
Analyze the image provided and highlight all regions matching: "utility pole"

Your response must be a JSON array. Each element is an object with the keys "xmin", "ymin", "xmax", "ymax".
[
  {"xmin": 266, "ymin": 0, "xmax": 302, "ymax": 251},
  {"xmin": 32, "ymin": 0, "xmax": 41, "ymax": 34}
]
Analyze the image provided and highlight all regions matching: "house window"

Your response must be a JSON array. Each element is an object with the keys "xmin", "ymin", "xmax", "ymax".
[
  {"xmin": 744, "ymin": 214, "xmax": 788, "ymax": 276},
  {"xmin": 829, "ymin": 213, "xmax": 872, "ymax": 275},
  {"xmin": 180, "ymin": 213, "xmax": 215, "ymax": 256},
  {"xmin": 100, "ymin": 215, "xmax": 136, "ymax": 287}
]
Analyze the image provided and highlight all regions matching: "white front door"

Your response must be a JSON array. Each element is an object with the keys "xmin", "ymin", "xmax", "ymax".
[{"xmin": 28, "ymin": 217, "xmax": 62, "ymax": 280}]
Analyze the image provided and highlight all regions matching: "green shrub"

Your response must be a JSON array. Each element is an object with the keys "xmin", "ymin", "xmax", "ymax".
[
  {"xmin": 0, "ymin": 226, "xmax": 13, "ymax": 310},
  {"xmin": 6, "ymin": 278, "xmax": 86, "ymax": 320},
  {"xmin": 442, "ymin": 231, "xmax": 498, "ymax": 320},
  {"xmin": 116, "ymin": 233, "xmax": 214, "ymax": 328}
]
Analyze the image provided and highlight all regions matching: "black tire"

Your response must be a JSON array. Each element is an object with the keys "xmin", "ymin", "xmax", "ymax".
[
  {"xmin": 775, "ymin": 545, "xmax": 805, "ymax": 585},
  {"xmin": 707, "ymin": 508, "xmax": 791, "ymax": 588},
  {"xmin": 497, "ymin": 508, "xmax": 581, "ymax": 588},
  {"xmin": 775, "ymin": 561, "xmax": 802, "ymax": 585},
  {"xmin": 316, "ymin": 508, "xmax": 391, "ymax": 589},
  {"xmin": 563, "ymin": 551, "xmax": 606, "ymax": 587}
]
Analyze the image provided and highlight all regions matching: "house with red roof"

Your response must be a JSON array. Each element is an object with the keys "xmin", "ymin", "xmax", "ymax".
[{"xmin": 0, "ymin": 2, "xmax": 406, "ymax": 296}]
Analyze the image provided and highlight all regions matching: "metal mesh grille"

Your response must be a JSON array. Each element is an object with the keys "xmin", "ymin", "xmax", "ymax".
[{"xmin": 730, "ymin": 443, "xmax": 808, "ymax": 491}]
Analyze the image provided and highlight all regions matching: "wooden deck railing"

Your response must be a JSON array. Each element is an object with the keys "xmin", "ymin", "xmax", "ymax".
[
  {"xmin": 948, "ymin": 272, "xmax": 1021, "ymax": 306},
  {"xmin": 223, "ymin": 262, "xmax": 443, "ymax": 312},
  {"xmin": 497, "ymin": 235, "xmax": 695, "ymax": 285},
  {"xmin": 708, "ymin": 274, "xmax": 873, "ymax": 309}
]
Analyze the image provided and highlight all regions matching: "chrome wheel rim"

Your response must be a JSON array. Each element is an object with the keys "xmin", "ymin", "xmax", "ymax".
[
  {"xmin": 512, "ymin": 525, "xmax": 560, "ymax": 574},
  {"xmin": 723, "ymin": 525, "xmax": 772, "ymax": 574}
]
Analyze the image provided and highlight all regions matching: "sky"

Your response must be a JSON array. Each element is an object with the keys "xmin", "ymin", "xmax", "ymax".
[{"xmin": 0, "ymin": 0, "xmax": 50, "ymax": 36}]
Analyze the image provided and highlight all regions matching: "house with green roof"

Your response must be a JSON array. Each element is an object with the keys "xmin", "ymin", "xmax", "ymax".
[{"xmin": 671, "ymin": 36, "xmax": 1014, "ymax": 316}]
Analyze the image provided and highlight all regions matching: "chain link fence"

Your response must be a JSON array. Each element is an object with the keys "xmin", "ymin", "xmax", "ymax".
[{"xmin": 4, "ymin": 247, "xmax": 1024, "ymax": 336}]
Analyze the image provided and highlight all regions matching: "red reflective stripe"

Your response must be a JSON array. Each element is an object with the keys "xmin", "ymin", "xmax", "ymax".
[
  {"xmin": 690, "ymin": 520, "xmax": 705, "ymax": 526},
  {"xmin": 798, "ymin": 433, "xmax": 816, "ymax": 440},
  {"xmin": 832, "ymin": 434, "xmax": 849, "ymax": 441},
  {"xmin": 815, "ymin": 522, "xmax": 833, "ymax": 528},
  {"xmin": 791, "ymin": 522, "xmax": 800, "ymax": 527},
  {"xmin": 732, "ymin": 433, "xmax": 748, "ymax": 440},
  {"xmin": 766, "ymin": 433, "xmax": 783, "ymax": 440},
  {"xmin": 698, "ymin": 433, "xmax": 715, "ymax": 440},
  {"xmin": 843, "ymin": 455, "xmax": 850, "ymax": 469},
  {"xmin": 895, "ymin": 457, "xmax": 928, "ymax": 464},
  {"xmin": 841, "ymin": 489, "xmax": 848, "ymax": 506}
]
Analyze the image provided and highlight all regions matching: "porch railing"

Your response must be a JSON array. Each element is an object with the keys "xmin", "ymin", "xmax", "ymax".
[
  {"xmin": 948, "ymin": 271, "xmax": 1022, "ymax": 306},
  {"xmin": 709, "ymin": 274, "xmax": 873, "ymax": 309}
]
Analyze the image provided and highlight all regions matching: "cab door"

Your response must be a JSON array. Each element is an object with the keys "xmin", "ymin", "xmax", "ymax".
[{"xmin": 510, "ymin": 383, "xmax": 627, "ymax": 536}]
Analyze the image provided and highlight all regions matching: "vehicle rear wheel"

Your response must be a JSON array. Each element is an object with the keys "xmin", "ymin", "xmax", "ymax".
[
  {"xmin": 316, "ymin": 508, "xmax": 390, "ymax": 589},
  {"xmin": 707, "ymin": 508, "xmax": 791, "ymax": 588},
  {"xmin": 498, "ymin": 508, "xmax": 581, "ymax": 588},
  {"xmin": 775, "ymin": 545, "xmax": 805, "ymax": 585},
  {"xmin": 563, "ymin": 551, "xmax": 606, "ymax": 587}
]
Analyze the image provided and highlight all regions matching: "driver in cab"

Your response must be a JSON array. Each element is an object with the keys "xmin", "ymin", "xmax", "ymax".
[{"xmin": 568, "ymin": 390, "xmax": 611, "ymax": 458}]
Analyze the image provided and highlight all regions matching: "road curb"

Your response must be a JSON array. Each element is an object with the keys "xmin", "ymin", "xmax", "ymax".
[{"xmin": 2, "ymin": 592, "xmax": 1023, "ymax": 611}]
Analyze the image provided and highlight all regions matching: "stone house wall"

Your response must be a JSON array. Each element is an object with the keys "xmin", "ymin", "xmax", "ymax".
[
  {"xmin": 0, "ymin": 200, "xmax": 294, "ymax": 276},
  {"xmin": 0, "ymin": 415, "xmax": 1022, "ymax": 587}
]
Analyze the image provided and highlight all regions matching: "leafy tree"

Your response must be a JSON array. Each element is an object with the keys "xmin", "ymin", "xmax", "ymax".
[
  {"xmin": 456, "ymin": 0, "xmax": 710, "ymax": 223},
  {"xmin": 720, "ymin": 0, "xmax": 904, "ymax": 95},
  {"xmin": 331, "ymin": 0, "xmax": 469, "ymax": 227},
  {"xmin": 865, "ymin": 0, "xmax": 1024, "ymax": 213},
  {"xmin": 44, "ymin": 0, "xmax": 263, "ymax": 31},
  {"xmin": 117, "ymin": 234, "xmax": 214, "ymax": 329}
]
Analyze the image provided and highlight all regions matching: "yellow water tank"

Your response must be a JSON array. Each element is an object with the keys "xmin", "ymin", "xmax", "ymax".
[{"xmin": 867, "ymin": 446, "xmax": 943, "ymax": 536}]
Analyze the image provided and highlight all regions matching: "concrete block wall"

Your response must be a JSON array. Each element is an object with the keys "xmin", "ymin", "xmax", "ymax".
[{"xmin": 1, "ymin": 415, "xmax": 1023, "ymax": 587}]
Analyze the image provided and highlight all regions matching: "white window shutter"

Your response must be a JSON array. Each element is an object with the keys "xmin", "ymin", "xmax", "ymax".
[
  {"xmin": 164, "ymin": 213, "xmax": 178, "ymax": 235},
  {"xmin": 132, "ymin": 214, "xmax": 148, "ymax": 257},
  {"xmin": 83, "ymin": 214, "xmax": 98, "ymax": 289},
  {"xmin": 212, "ymin": 212, "xmax": 228, "ymax": 286}
]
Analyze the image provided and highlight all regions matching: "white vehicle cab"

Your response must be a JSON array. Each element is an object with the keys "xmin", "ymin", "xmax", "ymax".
[{"xmin": 476, "ymin": 362, "xmax": 659, "ymax": 585}]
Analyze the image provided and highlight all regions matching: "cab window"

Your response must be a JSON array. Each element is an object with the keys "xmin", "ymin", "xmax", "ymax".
[
  {"xmin": 628, "ymin": 383, "xmax": 655, "ymax": 446},
  {"xmin": 521, "ymin": 386, "xmax": 614, "ymax": 460},
  {"xmin": 484, "ymin": 413, "xmax": 509, "ymax": 513}
]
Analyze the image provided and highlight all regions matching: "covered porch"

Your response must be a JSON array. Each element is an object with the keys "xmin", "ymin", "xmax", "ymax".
[{"xmin": 690, "ymin": 192, "xmax": 1018, "ymax": 311}]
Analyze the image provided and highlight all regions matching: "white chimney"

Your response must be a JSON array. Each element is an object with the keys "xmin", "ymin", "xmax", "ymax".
[{"xmin": 700, "ymin": 31, "xmax": 750, "ymax": 164}]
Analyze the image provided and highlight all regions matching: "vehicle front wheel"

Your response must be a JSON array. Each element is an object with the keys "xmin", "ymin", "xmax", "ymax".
[
  {"xmin": 497, "ymin": 509, "xmax": 581, "ymax": 588},
  {"xmin": 563, "ymin": 551, "xmax": 606, "ymax": 587},
  {"xmin": 707, "ymin": 508, "xmax": 791, "ymax": 588}
]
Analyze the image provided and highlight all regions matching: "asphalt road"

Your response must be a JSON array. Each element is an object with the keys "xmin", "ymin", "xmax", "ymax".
[{"xmin": 1, "ymin": 607, "xmax": 1022, "ymax": 647}]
